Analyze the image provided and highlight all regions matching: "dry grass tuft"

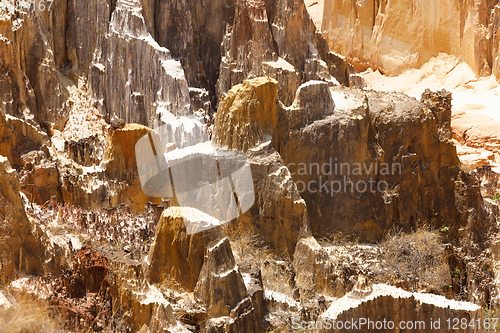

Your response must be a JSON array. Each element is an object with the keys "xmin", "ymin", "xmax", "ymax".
[
  {"xmin": 0, "ymin": 295, "xmax": 61, "ymax": 333},
  {"xmin": 382, "ymin": 228, "xmax": 450, "ymax": 292}
]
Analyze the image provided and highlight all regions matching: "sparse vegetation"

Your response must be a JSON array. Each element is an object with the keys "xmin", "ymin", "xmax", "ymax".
[
  {"xmin": 484, "ymin": 307, "xmax": 500, "ymax": 333},
  {"xmin": 440, "ymin": 226, "xmax": 450, "ymax": 233},
  {"xmin": 493, "ymin": 193, "xmax": 500, "ymax": 204},
  {"xmin": 382, "ymin": 228, "xmax": 450, "ymax": 292},
  {"xmin": 317, "ymin": 231, "xmax": 359, "ymax": 247},
  {"xmin": 0, "ymin": 295, "xmax": 61, "ymax": 333}
]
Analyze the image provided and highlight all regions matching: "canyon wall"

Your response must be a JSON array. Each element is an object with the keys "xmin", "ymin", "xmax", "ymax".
[
  {"xmin": 322, "ymin": 0, "xmax": 500, "ymax": 78},
  {"xmin": 1, "ymin": 0, "xmax": 500, "ymax": 330}
]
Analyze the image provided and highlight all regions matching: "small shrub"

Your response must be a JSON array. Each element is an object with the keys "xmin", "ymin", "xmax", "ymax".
[{"xmin": 382, "ymin": 228, "xmax": 450, "ymax": 292}]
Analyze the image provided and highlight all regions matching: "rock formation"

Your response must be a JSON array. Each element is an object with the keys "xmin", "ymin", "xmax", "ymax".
[
  {"xmin": 0, "ymin": 111, "xmax": 45, "ymax": 168},
  {"xmin": 1, "ymin": 0, "xmax": 499, "ymax": 331},
  {"xmin": 316, "ymin": 283, "xmax": 483, "ymax": 332},
  {"xmin": 322, "ymin": 0, "xmax": 500, "ymax": 78},
  {"xmin": 214, "ymin": 77, "xmax": 280, "ymax": 152},
  {"xmin": 0, "ymin": 156, "xmax": 43, "ymax": 281},
  {"xmin": 293, "ymin": 237, "xmax": 339, "ymax": 296},
  {"xmin": 214, "ymin": 77, "xmax": 311, "ymax": 255},
  {"xmin": 147, "ymin": 207, "xmax": 226, "ymax": 291},
  {"xmin": 98, "ymin": 0, "xmax": 192, "ymax": 126},
  {"xmin": 218, "ymin": 0, "xmax": 351, "ymax": 105},
  {"xmin": 279, "ymin": 84, "xmax": 479, "ymax": 241},
  {"xmin": 214, "ymin": 76, "xmax": 486, "ymax": 244}
]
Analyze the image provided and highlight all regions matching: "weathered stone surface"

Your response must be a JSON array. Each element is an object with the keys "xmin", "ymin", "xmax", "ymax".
[
  {"xmin": 1, "ymin": 14, "xmax": 68, "ymax": 127},
  {"xmin": 453, "ymin": 112, "xmax": 500, "ymax": 154},
  {"xmin": 66, "ymin": 0, "xmax": 110, "ymax": 73},
  {"xmin": 278, "ymin": 85, "xmax": 478, "ymax": 241},
  {"xmin": 102, "ymin": 124, "xmax": 151, "ymax": 182},
  {"xmin": 147, "ymin": 207, "xmax": 226, "ymax": 291},
  {"xmin": 316, "ymin": 284, "xmax": 483, "ymax": 332},
  {"xmin": 19, "ymin": 149, "xmax": 60, "ymax": 205},
  {"xmin": 213, "ymin": 77, "xmax": 279, "ymax": 152},
  {"xmin": 265, "ymin": 0, "xmax": 321, "ymax": 72},
  {"xmin": 0, "ymin": 112, "xmax": 45, "ymax": 168},
  {"xmin": 194, "ymin": 237, "xmax": 247, "ymax": 317},
  {"xmin": 238, "ymin": 141, "xmax": 311, "ymax": 256},
  {"xmin": 195, "ymin": 237, "xmax": 262, "ymax": 332},
  {"xmin": 117, "ymin": 283, "xmax": 190, "ymax": 332},
  {"xmin": 284, "ymin": 80, "xmax": 335, "ymax": 130},
  {"xmin": 0, "ymin": 156, "xmax": 43, "ymax": 282},
  {"xmin": 322, "ymin": 0, "xmax": 499, "ymax": 78},
  {"xmin": 293, "ymin": 237, "xmax": 339, "ymax": 296},
  {"xmin": 214, "ymin": 78, "xmax": 319, "ymax": 255},
  {"xmin": 217, "ymin": 0, "xmax": 278, "ymax": 96},
  {"xmin": 98, "ymin": 0, "xmax": 192, "ymax": 126},
  {"xmin": 0, "ymin": 20, "xmax": 33, "ymax": 120},
  {"xmin": 143, "ymin": 0, "xmax": 235, "ymax": 100},
  {"xmin": 217, "ymin": 0, "xmax": 351, "ymax": 104},
  {"xmin": 242, "ymin": 268, "xmax": 265, "ymax": 324},
  {"xmin": 64, "ymin": 135, "xmax": 100, "ymax": 166},
  {"xmin": 262, "ymin": 59, "xmax": 301, "ymax": 107}
]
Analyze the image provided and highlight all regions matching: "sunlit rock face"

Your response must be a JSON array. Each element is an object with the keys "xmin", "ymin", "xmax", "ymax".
[
  {"xmin": 279, "ymin": 84, "xmax": 478, "ymax": 242},
  {"xmin": 213, "ymin": 77, "xmax": 311, "ymax": 255},
  {"xmin": 218, "ymin": 0, "xmax": 352, "ymax": 106},
  {"xmin": 322, "ymin": 0, "xmax": 500, "ymax": 78},
  {"xmin": 147, "ymin": 207, "xmax": 227, "ymax": 291},
  {"xmin": 0, "ymin": 156, "xmax": 44, "ymax": 281},
  {"xmin": 96, "ymin": 0, "xmax": 192, "ymax": 127},
  {"xmin": 316, "ymin": 283, "xmax": 484, "ymax": 333},
  {"xmin": 216, "ymin": 76, "xmax": 490, "ymax": 245}
]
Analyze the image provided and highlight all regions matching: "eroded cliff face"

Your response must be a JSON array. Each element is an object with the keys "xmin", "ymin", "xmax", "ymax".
[
  {"xmin": 322, "ymin": 0, "xmax": 500, "ymax": 78},
  {"xmin": 1, "ymin": 0, "xmax": 499, "ymax": 331},
  {"xmin": 316, "ymin": 283, "xmax": 483, "ymax": 333},
  {"xmin": 218, "ymin": 0, "xmax": 352, "ymax": 106},
  {"xmin": 214, "ymin": 77, "xmax": 498, "ymax": 309}
]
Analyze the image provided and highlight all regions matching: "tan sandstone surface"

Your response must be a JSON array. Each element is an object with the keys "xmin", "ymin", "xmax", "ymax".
[{"xmin": 322, "ymin": 0, "xmax": 500, "ymax": 78}]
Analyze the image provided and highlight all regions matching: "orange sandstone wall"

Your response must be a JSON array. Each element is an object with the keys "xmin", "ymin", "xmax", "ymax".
[{"xmin": 322, "ymin": 0, "xmax": 500, "ymax": 77}]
